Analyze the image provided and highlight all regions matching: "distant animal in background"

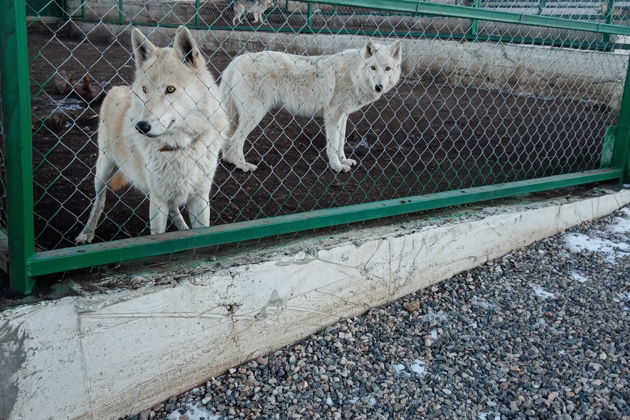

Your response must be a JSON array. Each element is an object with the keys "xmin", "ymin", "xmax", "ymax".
[
  {"xmin": 53, "ymin": 69, "xmax": 73, "ymax": 96},
  {"xmin": 220, "ymin": 40, "xmax": 403, "ymax": 173},
  {"xmin": 232, "ymin": 0, "xmax": 275, "ymax": 25},
  {"xmin": 74, "ymin": 74, "xmax": 104, "ymax": 104},
  {"xmin": 75, "ymin": 26, "xmax": 228, "ymax": 244},
  {"xmin": 52, "ymin": 70, "xmax": 104, "ymax": 104}
]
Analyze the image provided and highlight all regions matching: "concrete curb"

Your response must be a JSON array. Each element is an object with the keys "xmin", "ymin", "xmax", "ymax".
[{"xmin": 1, "ymin": 188, "xmax": 629, "ymax": 419}]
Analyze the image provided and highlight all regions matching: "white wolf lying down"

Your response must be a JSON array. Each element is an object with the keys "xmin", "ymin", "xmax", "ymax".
[
  {"xmin": 220, "ymin": 40, "xmax": 402, "ymax": 173},
  {"xmin": 75, "ymin": 26, "xmax": 228, "ymax": 244}
]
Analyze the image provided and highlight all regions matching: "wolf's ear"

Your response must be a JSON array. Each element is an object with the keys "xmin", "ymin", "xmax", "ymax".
[
  {"xmin": 363, "ymin": 40, "xmax": 377, "ymax": 59},
  {"xmin": 174, "ymin": 26, "xmax": 203, "ymax": 68},
  {"xmin": 131, "ymin": 28, "xmax": 157, "ymax": 65},
  {"xmin": 390, "ymin": 40, "xmax": 402, "ymax": 63}
]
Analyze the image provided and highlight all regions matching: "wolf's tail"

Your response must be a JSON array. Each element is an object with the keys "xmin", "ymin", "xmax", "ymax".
[
  {"xmin": 108, "ymin": 172, "xmax": 129, "ymax": 191},
  {"xmin": 220, "ymin": 82, "xmax": 239, "ymax": 153}
]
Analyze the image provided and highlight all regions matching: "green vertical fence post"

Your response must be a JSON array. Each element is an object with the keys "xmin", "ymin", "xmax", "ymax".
[
  {"xmin": 612, "ymin": 56, "xmax": 630, "ymax": 183},
  {"xmin": 118, "ymin": 0, "xmax": 124, "ymax": 25},
  {"xmin": 0, "ymin": 0, "xmax": 36, "ymax": 294},
  {"xmin": 306, "ymin": 2, "xmax": 313, "ymax": 31},
  {"xmin": 469, "ymin": 0, "xmax": 481, "ymax": 40},
  {"xmin": 195, "ymin": 0, "xmax": 200, "ymax": 27},
  {"xmin": 602, "ymin": 0, "xmax": 615, "ymax": 50},
  {"xmin": 537, "ymin": 0, "xmax": 546, "ymax": 15}
]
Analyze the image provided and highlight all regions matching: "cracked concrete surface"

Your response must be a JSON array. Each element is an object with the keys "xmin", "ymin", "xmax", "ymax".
[{"xmin": 1, "ymin": 188, "xmax": 629, "ymax": 419}]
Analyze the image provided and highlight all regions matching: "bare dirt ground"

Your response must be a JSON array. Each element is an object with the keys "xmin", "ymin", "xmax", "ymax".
[{"xmin": 4, "ymin": 29, "xmax": 614, "ymax": 250}]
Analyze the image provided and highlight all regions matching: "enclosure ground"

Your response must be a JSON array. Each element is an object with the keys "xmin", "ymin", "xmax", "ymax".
[
  {"xmin": 124, "ymin": 206, "xmax": 630, "ymax": 420},
  {"xmin": 20, "ymin": 30, "xmax": 613, "ymax": 250}
]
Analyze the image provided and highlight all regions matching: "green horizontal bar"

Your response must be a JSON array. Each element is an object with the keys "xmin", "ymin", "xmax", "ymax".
[
  {"xmin": 298, "ymin": 0, "xmax": 630, "ymax": 36},
  {"xmin": 28, "ymin": 168, "xmax": 621, "ymax": 276}
]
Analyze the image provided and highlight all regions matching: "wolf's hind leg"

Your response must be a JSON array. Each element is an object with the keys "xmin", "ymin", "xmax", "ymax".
[
  {"xmin": 222, "ymin": 100, "xmax": 266, "ymax": 172},
  {"xmin": 75, "ymin": 155, "xmax": 116, "ymax": 244}
]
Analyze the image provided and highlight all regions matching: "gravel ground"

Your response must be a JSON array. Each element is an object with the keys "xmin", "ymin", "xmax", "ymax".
[{"xmin": 125, "ymin": 206, "xmax": 630, "ymax": 420}]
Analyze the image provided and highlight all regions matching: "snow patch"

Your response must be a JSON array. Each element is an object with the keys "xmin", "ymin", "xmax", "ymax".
[
  {"xmin": 167, "ymin": 403, "xmax": 220, "ymax": 420},
  {"xmin": 421, "ymin": 309, "xmax": 449, "ymax": 325},
  {"xmin": 607, "ymin": 209, "xmax": 630, "ymax": 234},
  {"xmin": 529, "ymin": 283, "xmax": 556, "ymax": 299},
  {"xmin": 410, "ymin": 359, "xmax": 427, "ymax": 377},
  {"xmin": 471, "ymin": 297, "xmax": 502, "ymax": 311},
  {"xmin": 429, "ymin": 329, "xmax": 439, "ymax": 340},
  {"xmin": 570, "ymin": 272, "xmax": 588, "ymax": 283},
  {"xmin": 392, "ymin": 364, "xmax": 406, "ymax": 375},
  {"xmin": 564, "ymin": 232, "xmax": 629, "ymax": 263},
  {"xmin": 55, "ymin": 97, "xmax": 85, "ymax": 112}
]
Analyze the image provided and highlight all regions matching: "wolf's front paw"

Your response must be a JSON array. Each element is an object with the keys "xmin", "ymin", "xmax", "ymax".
[
  {"xmin": 75, "ymin": 230, "xmax": 95, "ymax": 244},
  {"xmin": 236, "ymin": 161, "xmax": 258, "ymax": 172},
  {"xmin": 341, "ymin": 158, "xmax": 357, "ymax": 167},
  {"xmin": 331, "ymin": 162, "xmax": 352, "ymax": 173}
]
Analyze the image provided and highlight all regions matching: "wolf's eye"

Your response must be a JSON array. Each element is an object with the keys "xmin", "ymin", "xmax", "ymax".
[
  {"xmin": 142, "ymin": 86, "xmax": 147, "ymax": 94},
  {"xmin": 165, "ymin": 86, "xmax": 176, "ymax": 94},
  {"xmin": 370, "ymin": 65, "xmax": 376, "ymax": 71},
  {"xmin": 385, "ymin": 66, "xmax": 391, "ymax": 71}
]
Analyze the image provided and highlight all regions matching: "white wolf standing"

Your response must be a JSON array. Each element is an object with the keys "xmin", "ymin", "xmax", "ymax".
[
  {"xmin": 232, "ymin": 0, "xmax": 275, "ymax": 25},
  {"xmin": 220, "ymin": 40, "xmax": 402, "ymax": 173},
  {"xmin": 75, "ymin": 26, "xmax": 228, "ymax": 244}
]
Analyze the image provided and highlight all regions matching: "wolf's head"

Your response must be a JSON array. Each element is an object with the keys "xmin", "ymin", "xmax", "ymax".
[
  {"xmin": 359, "ymin": 40, "xmax": 402, "ymax": 96},
  {"xmin": 130, "ymin": 27, "xmax": 210, "ymax": 139}
]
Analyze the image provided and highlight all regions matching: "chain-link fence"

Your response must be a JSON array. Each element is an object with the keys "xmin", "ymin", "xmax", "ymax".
[{"xmin": 2, "ymin": 0, "xmax": 630, "ymax": 293}]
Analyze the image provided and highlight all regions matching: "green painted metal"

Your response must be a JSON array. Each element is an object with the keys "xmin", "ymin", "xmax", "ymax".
[
  {"xmin": 469, "ymin": 0, "xmax": 481, "ymax": 39},
  {"xmin": 298, "ymin": 0, "xmax": 630, "ymax": 36},
  {"xmin": 612, "ymin": 56, "xmax": 630, "ymax": 183},
  {"xmin": 195, "ymin": 0, "xmax": 201, "ymax": 28},
  {"xmin": 118, "ymin": 0, "xmax": 124, "ymax": 25},
  {"xmin": 5, "ymin": 0, "xmax": 630, "ymax": 292},
  {"xmin": 602, "ymin": 0, "xmax": 615, "ymax": 49},
  {"xmin": 307, "ymin": 2, "xmax": 314, "ymax": 31},
  {"xmin": 1, "ymin": 0, "xmax": 36, "ymax": 294},
  {"xmin": 28, "ymin": 169, "xmax": 622, "ymax": 276}
]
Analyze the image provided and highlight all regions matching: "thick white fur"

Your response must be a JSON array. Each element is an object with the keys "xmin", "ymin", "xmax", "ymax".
[
  {"xmin": 75, "ymin": 26, "xmax": 228, "ymax": 244},
  {"xmin": 220, "ymin": 40, "xmax": 402, "ymax": 172}
]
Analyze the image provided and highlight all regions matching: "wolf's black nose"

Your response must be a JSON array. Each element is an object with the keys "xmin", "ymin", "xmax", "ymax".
[
  {"xmin": 375, "ymin": 84, "xmax": 383, "ymax": 93},
  {"xmin": 135, "ymin": 121, "xmax": 152, "ymax": 135}
]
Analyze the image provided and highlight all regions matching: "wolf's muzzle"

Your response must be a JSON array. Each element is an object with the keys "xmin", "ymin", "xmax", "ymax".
[{"xmin": 375, "ymin": 84, "xmax": 383, "ymax": 93}]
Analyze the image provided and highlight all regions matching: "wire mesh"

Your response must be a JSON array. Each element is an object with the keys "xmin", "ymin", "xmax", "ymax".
[{"xmin": 16, "ymin": 0, "xmax": 628, "ymax": 251}]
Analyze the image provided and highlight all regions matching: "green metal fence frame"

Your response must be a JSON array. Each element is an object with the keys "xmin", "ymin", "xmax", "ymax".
[
  {"xmin": 2, "ymin": 0, "xmax": 630, "ymax": 294},
  {"xmin": 65, "ymin": 0, "xmax": 630, "ymax": 51}
]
